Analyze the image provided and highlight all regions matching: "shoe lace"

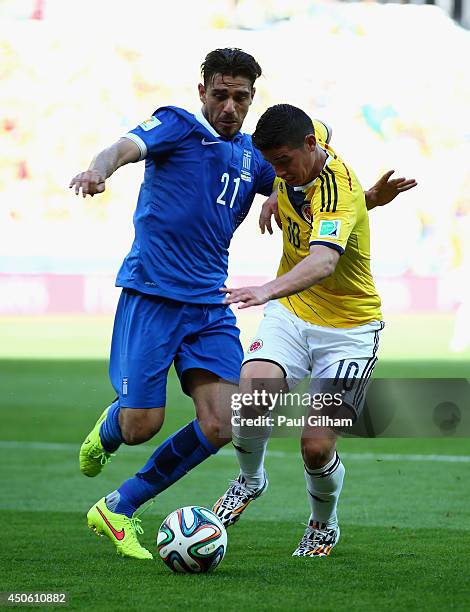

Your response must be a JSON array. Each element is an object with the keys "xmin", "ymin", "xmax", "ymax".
[
  {"xmin": 297, "ymin": 524, "xmax": 330, "ymax": 550},
  {"xmin": 126, "ymin": 502, "xmax": 154, "ymax": 553},
  {"xmin": 88, "ymin": 441, "xmax": 113, "ymax": 464},
  {"xmin": 220, "ymin": 479, "xmax": 251, "ymax": 511},
  {"xmin": 130, "ymin": 500, "xmax": 154, "ymax": 535},
  {"xmin": 129, "ymin": 516, "xmax": 144, "ymax": 536},
  {"xmin": 99, "ymin": 452, "xmax": 113, "ymax": 466}
]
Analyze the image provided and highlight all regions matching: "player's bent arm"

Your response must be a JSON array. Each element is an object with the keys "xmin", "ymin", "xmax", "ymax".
[
  {"xmin": 89, "ymin": 138, "xmax": 141, "ymax": 178},
  {"xmin": 263, "ymin": 245, "xmax": 339, "ymax": 300},
  {"xmin": 259, "ymin": 188, "xmax": 282, "ymax": 234},
  {"xmin": 221, "ymin": 245, "xmax": 339, "ymax": 308},
  {"xmin": 69, "ymin": 138, "xmax": 141, "ymax": 197}
]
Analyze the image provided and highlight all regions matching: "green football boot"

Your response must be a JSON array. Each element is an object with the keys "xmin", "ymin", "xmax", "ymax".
[
  {"xmin": 79, "ymin": 406, "xmax": 113, "ymax": 477},
  {"xmin": 87, "ymin": 497, "xmax": 153, "ymax": 560}
]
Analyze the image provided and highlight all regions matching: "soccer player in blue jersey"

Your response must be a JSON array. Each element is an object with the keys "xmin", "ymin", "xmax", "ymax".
[
  {"xmin": 69, "ymin": 48, "xmax": 278, "ymax": 559},
  {"xmin": 70, "ymin": 48, "xmax": 414, "ymax": 560}
]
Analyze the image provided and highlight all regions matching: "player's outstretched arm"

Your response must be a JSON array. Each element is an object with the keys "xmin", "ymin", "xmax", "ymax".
[
  {"xmin": 365, "ymin": 170, "xmax": 417, "ymax": 210},
  {"xmin": 69, "ymin": 138, "xmax": 141, "ymax": 198},
  {"xmin": 221, "ymin": 245, "xmax": 339, "ymax": 309}
]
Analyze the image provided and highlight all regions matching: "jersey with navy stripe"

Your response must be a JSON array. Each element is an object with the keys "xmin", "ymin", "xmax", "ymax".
[
  {"xmin": 276, "ymin": 120, "xmax": 382, "ymax": 327},
  {"xmin": 117, "ymin": 106, "xmax": 276, "ymax": 303}
]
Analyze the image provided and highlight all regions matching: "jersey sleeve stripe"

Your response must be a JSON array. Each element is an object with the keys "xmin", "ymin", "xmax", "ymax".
[
  {"xmin": 325, "ymin": 171, "xmax": 332, "ymax": 212},
  {"xmin": 123, "ymin": 133, "xmax": 147, "ymax": 161},
  {"xmin": 319, "ymin": 174, "xmax": 326, "ymax": 212},
  {"xmin": 325, "ymin": 167, "xmax": 338, "ymax": 212},
  {"xmin": 309, "ymin": 240, "xmax": 345, "ymax": 255}
]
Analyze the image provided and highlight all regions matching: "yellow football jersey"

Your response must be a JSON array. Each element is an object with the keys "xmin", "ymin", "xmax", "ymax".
[{"xmin": 276, "ymin": 120, "xmax": 382, "ymax": 328}]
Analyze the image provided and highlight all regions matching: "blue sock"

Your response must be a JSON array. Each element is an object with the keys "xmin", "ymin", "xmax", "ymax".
[
  {"xmin": 109, "ymin": 420, "xmax": 218, "ymax": 517},
  {"xmin": 99, "ymin": 400, "xmax": 123, "ymax": 452}
]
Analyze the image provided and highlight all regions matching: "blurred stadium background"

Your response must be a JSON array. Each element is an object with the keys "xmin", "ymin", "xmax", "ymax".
[{"xmin": 1, "ymin": 0, "xmax": 469, "ymax": 362}]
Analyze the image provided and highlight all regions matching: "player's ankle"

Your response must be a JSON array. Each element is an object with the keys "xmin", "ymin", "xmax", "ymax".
[{"xmin": 241, "ymin": 471, "xmax": 266, "ymax": 492}]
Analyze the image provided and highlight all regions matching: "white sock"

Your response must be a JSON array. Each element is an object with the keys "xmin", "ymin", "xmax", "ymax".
[
  {"xmin": 304, "ymin": 451, "xmax": 345, "ymax": 529},
  {"xmin": 232, "ymin": 425, "xmax": 271, "ymax": 491}
]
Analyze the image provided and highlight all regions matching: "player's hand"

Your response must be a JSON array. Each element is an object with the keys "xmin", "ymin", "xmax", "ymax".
[
  {"xmin": 365, "ymin": 170, "xmax": 417, "ymax": 210},
  {"xmin": 259, "ymin": 191, "xmax": 282, "ymax": 235},
  {"xmin": 220, "ymin": 286, "xmax": 270, "ymax": 309},
  {"xmin": 69, "ymin": 170, "xmax": 106, "ymax": 198}
]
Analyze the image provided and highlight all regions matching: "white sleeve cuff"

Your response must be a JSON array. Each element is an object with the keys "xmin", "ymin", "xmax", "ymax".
[{"xmin": 123, "ymin": 133, "xmax": 147, "ymax": 161}]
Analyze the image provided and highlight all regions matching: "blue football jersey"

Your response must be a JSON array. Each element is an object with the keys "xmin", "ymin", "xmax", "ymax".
[{"xmin": 116, "ymin": 106, "xmax": 275, "ymax": 303}]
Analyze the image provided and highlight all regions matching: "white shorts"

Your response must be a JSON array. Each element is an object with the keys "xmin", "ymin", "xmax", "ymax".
[{"xmin": 243, "ymin": 300, "xmax": 384, "ymax": 418}]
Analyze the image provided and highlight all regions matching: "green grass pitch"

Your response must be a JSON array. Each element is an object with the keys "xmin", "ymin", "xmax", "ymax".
[{"xmin": 1, "ymin": 358, "xmax": 469, "ymax": 611}]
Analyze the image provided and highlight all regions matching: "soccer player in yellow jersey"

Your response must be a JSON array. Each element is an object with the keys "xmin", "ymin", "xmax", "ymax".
[{"xmin": 213, "ymin": 104, "xmax": 417, "ymax": 557}]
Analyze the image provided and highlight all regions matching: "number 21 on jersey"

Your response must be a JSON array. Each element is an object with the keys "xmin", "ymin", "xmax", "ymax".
[{"xmin": 217, "ymin": 173, "xmax": 240, "ymax": 208}]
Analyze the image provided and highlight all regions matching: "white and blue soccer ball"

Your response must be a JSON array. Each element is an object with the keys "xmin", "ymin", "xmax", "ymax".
[{"xmin": 157, "ymin": 506, "xmax": 227, "ymax": 573}]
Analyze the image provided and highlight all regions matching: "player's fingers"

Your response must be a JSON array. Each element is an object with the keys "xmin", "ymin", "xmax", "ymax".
[
  {"xmin": 379, "ymin": 169, "xmax": 395, "ymax": 184},
  {"xmin": 81, "ymin": 179, "xmax": 90, "ymax": 198},
  {"xmin": 398, "ymin": 180, "xmax": 418, "ymax": 192},
  {"xmin": 265, "ymin": 215, "xmax": 273, "ymax": 235},
  {"xmin": 259, "ymin": 213, "xmax": 267, "ymax": 234},
  {"xmin": 96, "ymin": 182, "xmax": 105, "ymax": 193},
  {"xmin": 224, "ymin": 294, "xmax": 241, "ymax": 304}
]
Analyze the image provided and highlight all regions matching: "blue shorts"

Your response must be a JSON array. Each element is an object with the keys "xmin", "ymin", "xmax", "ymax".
[{"xmin": 109, "ymin": 289, "xmax": 243, "ymax": 408}]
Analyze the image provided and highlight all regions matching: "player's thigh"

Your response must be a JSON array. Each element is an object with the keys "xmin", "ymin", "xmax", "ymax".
[
  {"xmin": 242, "ymin": 300, "xmax": 311, "ymax": 387},
  {"xmin": 309, "ymin": 321, "xmax": 384, "ymax": 420},
  {"xmin": 176, "ymin": 303, "xmax": 244, "ymax": 392},
  {"xmin": 109, "ymin": 289, "xmax": 186, "ymax": 409}
]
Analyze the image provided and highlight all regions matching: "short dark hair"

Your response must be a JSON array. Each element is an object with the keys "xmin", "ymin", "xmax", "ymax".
[
  {"xmin": 253, "ymin": 104, "xmax": 314, "ymax": 150},
  {"xmin": 201, "ymin": 48, "xmax": 262, "ymax": 88}
]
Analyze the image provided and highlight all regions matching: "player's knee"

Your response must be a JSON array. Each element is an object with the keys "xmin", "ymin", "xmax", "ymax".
[
  {"xmin": 301, "ymin": 437, "xmax": 335, "ymax": 470},
  {"xmin": 239, "ymin": 362, "xmax": 286, "ymax": 410},
  {"xmin": 199, "ymin": 414, "xmax": 221, "ymax": 439},
  {"xmin": 120, "ymin": 408, "xmax": 164, "ymax": 445},
  {"xmin": 198, "ymin": 414, "xmax": 230, "ymax": 448}
]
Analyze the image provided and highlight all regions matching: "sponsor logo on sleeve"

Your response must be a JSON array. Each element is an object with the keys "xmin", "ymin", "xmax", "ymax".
[
  {"xmin": 318, "ymin": 219, "xmax": 341, "ymax": 238},
  {"xmin": 139, "ymin": 116, "xmax": 162, "ymax": 131}
]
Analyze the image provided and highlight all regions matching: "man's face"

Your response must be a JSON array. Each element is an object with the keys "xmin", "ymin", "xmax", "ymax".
[
  {"xmin": 199, "ymin": 73, "xmax": 254, "ymax": 138},
  {"xmin": 262, "ymin": 136, "xmax": 316, "ymax": 186}
]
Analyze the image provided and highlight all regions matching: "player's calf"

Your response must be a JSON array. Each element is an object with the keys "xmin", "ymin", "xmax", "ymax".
[{"xmin": 119, "ymin": 407, "xmax": 165, "ymax": 445}]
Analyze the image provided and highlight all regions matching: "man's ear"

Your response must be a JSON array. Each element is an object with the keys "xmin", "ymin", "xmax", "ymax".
[
  {"xmin": 198, "ymin": 83, "xmax": 206, "ymax": 104},
  {"xmin": 250, "ymin": 86, "xmax": 256, "ymax": 103},
  {"xmin": 305, "ymin": 133, "xmax": 317, "ymax": 151}
]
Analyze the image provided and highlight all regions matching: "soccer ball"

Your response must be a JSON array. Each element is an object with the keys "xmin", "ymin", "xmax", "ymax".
[{"xmin": 157, "ymin": 506, "xmax": 227, "ymax": 573}]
